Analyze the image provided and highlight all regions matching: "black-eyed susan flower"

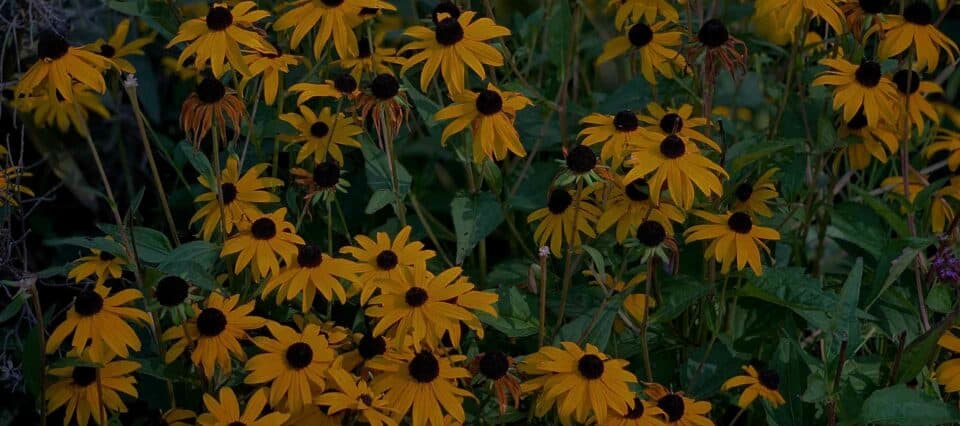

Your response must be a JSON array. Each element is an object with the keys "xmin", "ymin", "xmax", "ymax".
[
  {"xmin": 15, "ymin": 30, "xmax": 110, "ymax": 102},
  {"xmin": 878, "ymin": 1, "xmax": 959, "ymax": 71},
  {"xmin": 291, "ymin": 160, "xmax": 350, "ymax": 205},
  {"xmin": 838, "ymin": 111, "xmax": 899, "ymax": 170},
  {"xmin": 928, "ymin": 129, "xmax": 960, "ymax": 171},
  {"xmin": 684, "ymin": 211, "xmax": 781, "ymax": 275},
  {"xmin": 434, "ymin": 83, "xmax": 532, "ymax": 163},
  {"xmin": 623, "ymin": 292, "xmax": 658, "ymax": 324},
  {"xmin": 288, "ymin": 73, "xmax": 361, "ymax": 105},
  {"xmin": 367, "ymin": 347, "xmax": 473, "ymax": 426},
  {"xmin": 722, "ymin": 365, "xmax": 786, "ymax": 408},
  {"xmin": 732, "ymin": 168, "xmax": 779, "ymax": 217},
  {"xmin": 286, "ymin": 404, "xmax": 345, "ymax": 424},
  {"xmin": 556, "ymin": 145, "xmax": 606, "ymax": 186},
  {"xmin": 340, "ymin": 333, "xmax": 390, "ymax": 372},
  {"xmin": 67, "ymin": 243, "xmax": 126, "ymax": 285},
  {"xmin": 604, "ymin": 395, "xmax": 667, "ymax": 426},
  {"xmin": 840, "ymin": 0, "xmax": 891, "ymax": 38},
  {"xmin": 625, "ymin": 134, "xmax": 727, "ymax": 210},
  {"xmin": 689, "ymin": 19, "xmax": 748, "ymax": 84},
  {"xmin": 756, "ymin": 0, "xmax": 845, "ymax": 35},
  {"xmin": 242, "ymin": 51, "xmax": 300, "ymax": 105},
  {"xmin": 220, "ymin": 208, "xmax": 304, "ymax": 278},
  {"xmin": 198, "ymin": 387, "xmax": 290, "ymax": 425},
  {"xmin": 881, "ymin": 173, "xmax": 960, "ymax": 232},
  {"xmin": 274, "ymin": 0, "xmax": 394, "ymax": 59},
  {"xmin": 46, "ymin": 350, "xmax": 140, "ymax": 426},
  {"xmin": 340, "ymin": 225, "xmax": 436, "ymax": 304},
  {"xmin": 367, "ymin": 265, "xmax": 498, "ymax": 349},
  {"xmin": 596, "ymin": 21, "xmax": 685, "ymax": 84},
  {"xmin": 280, "ymin": 106, "xmax": 363, "ymax": 165},
  {"xmin": 401, "ymin": 10, "xmax": 510, "ymax": 93},
  {"xmin": 86, "ymin": 18, "xmax": 155, "ymax": 74},
  {"xmin": 936, "ymin": 357, "xmax": 960, "ymax": 392},
  {"xmin": 156, "ymin": 408, "xmax": 197, "ymax": 426},
  {"xmin": 812, "ymin": 59, "xmax": 899, "ymax": 126},
  {"xmin": 608, "ymin": 0, "xmax": 679, "ymax": 28},
  {"xmin": 335, "ymin": 36, "xmax": 406, "ymax": 82},
  {"xmin": 645, "ymin": 383, "xmax": 714, "ymax": 426},
  {"xmin": 520, "ymin": 342, "xmax": 638, "ymax": 425},
  {"xmin": 359, "ymin": 73, "xmax": 409, "ymax": 136},
  {"xmin": 579, "ymin": 110, "xmax": 655, "ymax": 166},
  {"xmin": 190, "ymin": 156, "xmax": 283, "ymax": 241},
  {"xmin": 152, "ymin": 275, "xmax": 199, "ymax": 318},
  {"xmin": 640, "ymin": 103, "xmax": 721, "ymax": 152},
  {"xmin": 468, "ymin": 351, "xmax": 522, "ymax": 415},
  {"xmin": 262, "ymin": 243, "xmax": 359, "ymax": 312},
  {"xmin": 316, "ymin": 364, "xmax": 398, "ymax": 426},
  {"xmin": 891, "ymin": 69, "xmax": 942, "ymax": 133},
  {"xmin": 162, "ymin": 292, "xmax": 266, "ymax": 378},
  {"xmin": 13, "ymin": 83, "xmax": 110, "ymax": 136},
  {"xmin": 527, "ymin": 188, "xmax": 601, "ymax": 257},
  {"xmin": 46, "ymin": 285, "xmax": 149, "ymax": 357},
  {"xmin": 596, "ymin": 175, "xmax": 685, "ymax": 243},
  {"xmin": 166, "ymin": 1, "xmax": 272, "ymax": 77},
  {"xmin": 180, "ymin": 77, "xmax": 246, "ymax": 146},
  {"xmin": 0, "ymin": 166, "xmax": 34, "ymax": 207},
  {"xmin": 245, "ymin": 322, "xmax": 336, "ymax": 413}
]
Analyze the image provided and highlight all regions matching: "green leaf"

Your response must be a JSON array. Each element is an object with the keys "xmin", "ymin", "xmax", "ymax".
[
  {"xmin": 157, "ymin": 241, "xmax": 219, "ymax": 290},
  {"xmin": 22, "ymin": 327, "xmax": 41, "ymax": 400},
  {"xmin": 764, "ymin": 338, "xmax": 815, "ymax": 426},
  {"xmin": 365, "ymin": 189, "xmax": 396, "ymax": 214},
  {"xmin": 98, "ymin": 224, "xmax": 172, "ymax": 264},
  {"xmin": 827, "ymin": 258, "xmax": 862, "ymax": 356},
  {"xmin": 546, "ymin": 0, "xmax": 572, "ymax": 68},
  {"xmin": 858, "ymin": 385, "xmax": 960, "ymax": 425},
  {"xmin": 45, "ymin": 236, "xmax": 125, "ymax": 257},
  {"xmin": 402, "ymin": 76, "xmax": 441, "ymax": 127},
  {"xmin": 178, "ymin": 141, "xmax": 215, "ymax": 184},
  {"xmin": 895, "ymin": 312, "xmax": 956, "ymax": 384},
  {"xmin": 926, "ymin": 284, "xmax": 953, "ymax": 314},
  {"xmin": 477, "ymin": 286, "xmax": 538, "ymax": 338},
  {"xmin": 107, "ymin": 0, "xmax": 178, "ymax": 39},
  {"xmin": 850, "ymin": 186, "xmax": 909, "ymax": 237},
  {"xmin": 0, "ymin": 291, "xmax": 24, "ymax": 323},
  {"xmin": 450, "ymin": 192, "xmax": 504, "ymax": 264},
  {"xmin": 651, "ymin": 275, "xmax": 714, "ymax": 323},
  {"xmin": 361, "ymin": 138, "xmax": 411, "ymax": 195},
  {"xmin": 739, "ymin": 268, "xmax": 835, "ymax": 330},
  {"xmin": 157, "ymin": 261, "xmax": 216, "ymax": 290}
]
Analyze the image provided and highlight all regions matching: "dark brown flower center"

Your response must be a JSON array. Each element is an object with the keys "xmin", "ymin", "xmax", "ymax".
[
  {"xmin": 376, "ymin": 250, "xmax": 398, "ymax": 270},
  {"xmin": 628, "ymin": 23, "xmax": 654, "ymax": 47},
  {"xmin": 251, "ymin": 218, "xmax": 277, "ymax": 240},
  {"xmin": 38, "ymin": 30, "xmax": 69, "ymax": 60},
  {"xmin": 285, "ymin": 342, "xmax": 314, "ymax": 369},
  {"xmin": 625, "ymin": 397, "xmax": 645, "ymax": 419},
  {"xmin": 431, "ymin": 1, "xmax": 461, "ymax": 24},
  {"xmin": 637, "ymin": 221, "xmax": 666, "ymax": 247},
  {"xmin": 659, "ymin": 134, "xmax": 685, "ymax": 158},
  {"xmin": 566, "ymin": 146, "xmax": 597, "ymax": 173},
  {"xmin": 847, "ymin": 110, "xmax": 869, "ymax": 130},
  {"xmin": 435, "ymin": 18, "xmax": 464, "ymax": 46},
  {"xmin": 321, "ymin": 0, "xmax": 345, "ymax": 6},
  {"xmin": 99, "ymin": 44, "xmax": 116, "ymax": 58},
  {"xmin": 370, "ymin": 74, "xmax": 399, "ymax": 100},
  {"xmin": 613, "ymin": 110, "xmax": 639, "ymax": 132},
  {"xmin": 904, "ymin": 1, "xmax": 932, "ymax": 25},
  {"xmin": 659, "ymin": 113, "xmax": 684, "ymax": 133},
  {"xmin": 758, "ymin": 369, "xmax": 780, "ymax": 390},
  {"xmin": 155, "ymin": 276, "xmax": 189, "ymax": 307},
  {"xmin": 577, "ymin": 354, "xmax": 604, "ymax": 379},
  {"xmin": 72, "ymin": 366, "xmax": 97, "ymax": 387},
  {"xmin": 228, "ymin": 422, "xmax": 245, "ymax": 426},
  {"xmin": 196, "ymin": 78, "xmax": 226, "ymax": 103},
  {"xmin": 405, "ymin": 287, "xmax": 429, "ymax": 307},
  {"xmin": 196, "ymin": 307, "xmax": 227, "ymax": 336},
  {"xmin": 313, "ymin": 161, "xmax": 341, "ymax": 188},
  {"xmin": 205, "ymin": 6, "xmax": 233, "ymax": 31},
  {"xmin": 408, "ymin": 351, "xmax": 440, "ymax": 383},
  {"xmin": 625, "ymin": 178, "xmax": 650, "ymax": 201},
  {"xmin": 357, "ymin": 37, "xmax": 372, "ymax": 58},
  {"xmin": 99, "ymin": 251, "xmax": 116, "ymax": 261},
  {"xmin": 698, "ymin": 19, "xmax": 729, "ymax": 48},
  {"xmin": 859, "ymin": 0, "xmax": 890, "ymax": 13},
  {"xmin": 297, "ymin": 244, "xmax": 324, "ymax": 268},
  {"xmin": 74, "ymin": 290, "xmax": 104, "ymax": 316},
  {"xmin": 854, "ymin": 61, "xmax": 882, "ymax": 87},
  {"xmin": 735, "ymin": 183, "xmax": 753, "ymax": 202},
  {"xmin": 221, "ymin": 183, "xmax": 238, "ymax": 204},
  {"xmin": 658, "ymin": 394, "xmax": 685, "ymax": 421},
  {"xmin": 547, "ymin": 189, "xmax": 573, "ymax": 214},
  {"xmin": 479, "ymin": 351, "xmax": 510, "ymax": 380},
  {"xmin": 334, "ymin": 74, "xmax": 358, "ymax": 94},
  {"xmin": 310, "ymin": 121, "xmax": 330, "ymax": 138},
  {"xmin": 357, "ymin": 334, "xmax": 387, "ymax": 359},
  {"xmin": 359, "ymin": 394, "xmax": 373, "ymax": 406},
  {"xmin": 475, "ymin": 90, "xmax": 503, "ymax": 115},
  {"xmin": 727, "ymin": 212, "xmax": 753, "ymax": 234},
  {"xmin": 893, "ymin": 69, "xmax": 921, "ymax": 95}
]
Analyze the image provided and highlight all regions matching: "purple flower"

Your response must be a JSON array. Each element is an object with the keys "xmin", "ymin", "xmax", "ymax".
[{"xmin": 932, "ymin": 249, "xmax": 960, "ymax": 284}]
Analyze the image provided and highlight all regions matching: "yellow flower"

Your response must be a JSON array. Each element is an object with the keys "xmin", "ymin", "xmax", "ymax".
[
  {"xmin": 596, "ymin": 21, "xmax": 686, "ymax": 84},
  {"xmin": 731, "ymin": 168, "xmax": 779, "ymax": 217},
  {"xmin": 316, "ymin": 364, "xmax": 398, "ymax": 426},
  {"xmin": 162, "ymin": 292, "xmax": 267, "ymax": 378},
  {"xmin": 579, "ymin": 110, "xmax": 655, "ymax": 166},
  {"xmin": 0, "ymin": 165, "xmax": 34, "ymax": 207},
  {"xmin": 878, "ymin": 2, "xmax": 959, "ymax": 71},
  {"xmin": 245, "ymin": 322, "xmax": 336, "ymax": 413},
  {"xmin": 46, "ymin": 285, "xmax": 150, "ymax": 357},
  {"xmin": 623, "ymin": 293, "xmax": 658, "ymax": 324},
  {"xmin": 190, "ymin": 156, "xmax": 283, "ymax": 241},
  {"xmin": 644, "ymin": 383, "xmax": 714, "ymax": 426},
  {"xmin": 280, "ymin": 106, "xmax": 363, "ymax": 165},
  {"xmin": 595, "ymin": 175, "xmax": 685, "ymax": 243},
  {"xmin": 274, "ymin": 0, "xmax": 395, "ymax": 58},
  {"xmin": 756, "ymin": 0, "xmax": 844, "ymax": 36},
  {"xmin": 927, "ymin": 128, "xmax": 960, "ymax": 171},
  {"xmin": 891, "ymin": 69, "xmax": 942, "ymax": 133},
  {"xmin": 684, "ymin": 211, "xmax": 781, "ymax": 275},
  {"xmin": 288, "ymin": 74, "xmax": 361, "ymax": 105},
  {"xmin": 527, "ymin": 188, "xmax": 600, "ymax": 257},
  {"xmin": 367, "ymin": 347, "xmax": 473, "ymax": 425},
  {"xmin": 937, "ymin": 327, "xmax": 960, "ymax": 392},
  {"xmin": 401, "ymin": 10, "xmax": 510, "ymax": 93},
  {"xmin": 198, "ymin": 388, "xmax": 290, "ymax": 425},
  {"xmin": 838, "ymin": 111, "xmax": 899, "ymax": 170},
  {"xmin": 519, "ymin": 342, "xmax": 638, "ymax": 425},
  {"xmin": 625, "ymin": 134, "xmax": 727, "ymax": 210},
  {"xmin": 262, "ymin": 243, "xmax": 359, "ymax": 312},
  {"xmin": 881, "ymin": 173, "xmax": 959, "ymax": 233},
  {"xmin": 340, "ymin": 225, "xmax": 435, "ymax": 304},
  {"xmin": 434, "ymin": 83, "xmax": 532, "ymax": 163},
  {"xmin": 242, "ymin": 51, "xmax": 300, "ymax": 105},
  {"xmin": 15, "ymin": 30, "xmax": 110, "ymax": 102},
  {"xmin": 67, "ymin": 244, "xmax": 126, "ymax": 285},
  {"xmin": 640, "ymin": 103, "xmax": 721, "ymax": 152},
  {"xmin": 603, "ymin": 395, "xmax": 667, "ymax": 425},
  {"xmin": 220, "ymin": 208, "xmax": 305, "ymax": 279},
  {"xmin": 46, "ymin": 349, "xmax": 140, "ymax": 426},
  {"xmin": 166, "ymin": 1, "xmax": 272, "ymax": 77},
  {"xmin": 180, "ymin": 77, "xmax": 246, "ymax": 146},
  {"xmin": 367, "ymin": 265, "xmax": 498, "ymax": 349},
  {"xmin": 335, "ymin": 35, "xmax": 406, "ymax": 82},
  {"xmin": 85, "ymin": 18, "xmax": 155, "ymax": 74},
  {"xmin": 162, "ymin": 56, "xmax": 199, "ymax": 81},
  {"xmin": 608, "ymin": 0, "xmax": 679, "ymax": 28},
  {"xmin": 812, "ymin": 58, "xmax": 899, "ymax": 126},
  {"xmin": 722, "ymin": 365, "xmax": 786, "ymax": 408},
  {"xmin": 13, "ymin": 83, "xmax": 110, "ymax": 136}
]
